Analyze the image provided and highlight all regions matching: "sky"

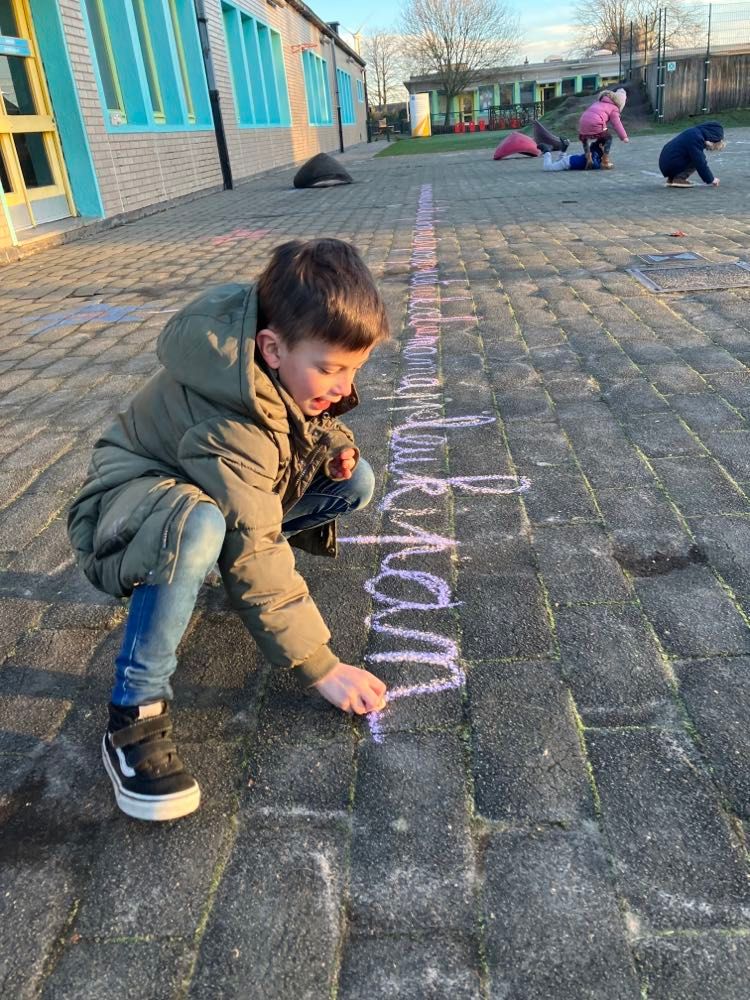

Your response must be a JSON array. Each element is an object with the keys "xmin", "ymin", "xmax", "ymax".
[{"xmin": 312, "ymin": 0, "xmax": 580, "ymax": 66}]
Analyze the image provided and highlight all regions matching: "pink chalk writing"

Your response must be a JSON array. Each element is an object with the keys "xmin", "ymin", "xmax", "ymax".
[{"xmin": 339, "ymin": 183, "xmax": 530, "ymax": 741}]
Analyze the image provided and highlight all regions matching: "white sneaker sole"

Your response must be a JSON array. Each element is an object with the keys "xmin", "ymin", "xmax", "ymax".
[{"xmin": 102, "ymin": 736, "xmax": 201, "ymax": 821}]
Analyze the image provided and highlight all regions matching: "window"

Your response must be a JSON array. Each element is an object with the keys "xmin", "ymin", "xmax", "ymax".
[
  {"xmin": 336, "ymin": 67, "xmax": 354, "ymax": 124},
  {"xmin": 168, "ymin": 0, "xmax": 195, "ymax": 121},
  {"xmin": 302, "ymin": 49, "xmax": 331, "ymax": 125},
  {"xmin": 82, "ymin": 0, "xmax": 210, "ymax": 129},
  {"xmin": 222, "ymin": 2, "xmax": 290, "ymax": 126},
  {"xmin": 132, "ymin": 0, "xmax": 165, "ymax": 121},
  {"xmin": 519, "ymin": 81, "xmax": 535, "ymax": 104},
  {"xmin": 83, "ymin": 0, "xmax": 125, "ymax": 116},
  {"xmin": 356, "ymin": 78, "xmax": 363, "ymax": 103}
]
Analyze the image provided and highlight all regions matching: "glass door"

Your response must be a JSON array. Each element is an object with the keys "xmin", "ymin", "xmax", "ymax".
[{"xmin": 0, "ymin": 0, "xmax": 73, "ymax": 232}]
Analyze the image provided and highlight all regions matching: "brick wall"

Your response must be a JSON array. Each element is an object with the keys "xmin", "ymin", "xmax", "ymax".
[
  {"xmin": 53, "ymin": 0, "xmax": 366, "ymax": 222},
  {"xmin": 210, "ymin": 0, "xmax": 367, "ymax": 180}
]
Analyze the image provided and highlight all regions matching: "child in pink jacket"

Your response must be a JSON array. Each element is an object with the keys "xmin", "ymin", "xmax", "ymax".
[{"xmin": 578, "ymin": 88, "xmax": 629, "ymax": 169}]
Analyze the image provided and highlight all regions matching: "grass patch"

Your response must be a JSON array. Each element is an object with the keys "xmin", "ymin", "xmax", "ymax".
[
  {"xmin": 634, "ymin": 107, "xmax": 750, "ymax": 133},
  {"xmin": 375, "ymin": 130, "xmax": 511, "ymax": 156},
  {"xmin": 374, "ymin": 101, "xmax": 750, "ymax": 158}
]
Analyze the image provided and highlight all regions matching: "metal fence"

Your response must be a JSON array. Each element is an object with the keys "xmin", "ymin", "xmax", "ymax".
[
  {"xmin": 614, "ymin": 3, "xmax": 750, "ymax": 120},
  {"xmin": 429, "ymin": 103, "xmax": 545, "ymax": 135}
]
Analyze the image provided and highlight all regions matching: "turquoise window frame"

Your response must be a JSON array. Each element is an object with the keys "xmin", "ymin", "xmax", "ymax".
[
  {"xmin": 302, "ymin": 48, "xmax": 331, "ymax": 126},
  {"xmin": 356, "ymin": 78, "xmax": 363, "ymax": 103},
  {"xmin": 336, "ymin": 67, "xmax": 354, "ymax": 125},
  {"xmin": 80, "ymin": 0, "xmax": 212, "ymax": 132},
  {"xmin": 221, "ymin": 1, "xmax": 290, "ymax": 127}
]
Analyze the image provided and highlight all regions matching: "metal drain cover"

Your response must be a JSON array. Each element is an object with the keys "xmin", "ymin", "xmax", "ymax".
[
  {"xmin": 628, "ymin": 261, "xmax": 750, "ymax": 292},
  {"xmin": 637, "ymin": 251, "xmax": 705, "ymax": 264}
]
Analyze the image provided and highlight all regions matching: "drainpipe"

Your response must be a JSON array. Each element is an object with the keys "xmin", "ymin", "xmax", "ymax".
[
  {"xmin": 363, "ymin": 69, "xmax": 372, "ymax": 142},
  {"xmin": 193, "ymin": 0, "xmax": 233, "ymax": 189},
  {"xmin": 327, "ymin": 22, "xmax": 345, "ymax": 153}
]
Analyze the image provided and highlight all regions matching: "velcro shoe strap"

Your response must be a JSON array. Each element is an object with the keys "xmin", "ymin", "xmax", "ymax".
[
  {"xmin": 125, "ymin": 737, "xmax": 179, "ymax": 771},
  {"xmin": 110, "ymin": 715, "xmax": 172, "ymax": 749}
]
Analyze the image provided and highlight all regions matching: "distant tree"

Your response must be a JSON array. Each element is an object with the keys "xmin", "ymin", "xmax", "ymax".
[
  {"xmin": 362, "ymin": 30, "xmax": 406, "ymax": 108},
  {"xmin": 573, "ymin": 0, "xmax": 703, "ymax": 57},
  {"xmin": 399, "ymin": 0, "xmax": 520, "ymax": 125}
]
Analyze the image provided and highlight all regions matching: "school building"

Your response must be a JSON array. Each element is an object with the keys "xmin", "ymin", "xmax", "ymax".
[
  {"xmin": 404, "ymin": 52, "xmax": 623, "ymax": 130},
  {"xmin": 0, "ymin": 0, "xmax": 367, "ymax": 258}
]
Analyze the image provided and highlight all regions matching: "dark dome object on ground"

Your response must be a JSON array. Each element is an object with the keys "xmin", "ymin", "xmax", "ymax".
[
  {"xmin": 293, "ymin": 153, "xmax": 353, "ymax": 189},
  {"xmin": 533, "ymin": 120, "xmax": 566, "ymax": 151},
  {"xmin": 493, "ymin": 132, "xmax": 540, "ymax": 160}
]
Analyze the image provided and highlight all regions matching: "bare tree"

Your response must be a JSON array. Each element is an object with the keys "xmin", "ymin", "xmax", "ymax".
[
  {"xmin": 573, "ymin": 0, "xmax": 702, "ymax": 56},
  {"xmin": 399, "ymin": 0, "xmax": 520, "ymax": 125},
  {"xmin": 362, "ymin": 30, "xmax": 406, "ymax": 108}
]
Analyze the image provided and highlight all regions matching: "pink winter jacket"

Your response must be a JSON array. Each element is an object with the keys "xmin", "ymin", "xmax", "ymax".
[{"xmin": 578, "ymin": 96, "xmax": 628, "ymax": 141}]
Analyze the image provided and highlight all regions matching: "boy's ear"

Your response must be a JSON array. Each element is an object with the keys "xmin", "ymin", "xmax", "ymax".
[{"xmin": 256, "ymin": 328, "xmax": 283, "ymax": 370}]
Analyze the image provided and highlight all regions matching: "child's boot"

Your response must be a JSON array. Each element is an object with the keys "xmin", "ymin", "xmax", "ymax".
[
  {"xmin": 601, "ymin": 153, "xmax": 613, "ymax": 169},
  {"xmin": 102, "ymin": 701, "xmax": 200, "ymax": 821}
]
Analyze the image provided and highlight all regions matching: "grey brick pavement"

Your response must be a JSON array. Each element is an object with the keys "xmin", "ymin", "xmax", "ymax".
[{"xmin": 2, "ymin": 132, "xmax": 750, "ymax": 998}]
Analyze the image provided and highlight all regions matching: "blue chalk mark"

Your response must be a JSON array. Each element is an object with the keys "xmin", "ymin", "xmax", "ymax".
[{"xmin": 29, "ymin": 302, "xmax": 168, "ymax": 337}]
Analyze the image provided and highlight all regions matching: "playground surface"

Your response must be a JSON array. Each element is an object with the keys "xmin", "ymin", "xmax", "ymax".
[{"xmin": 1, "ymin": 131, "xmax": 750, "ymax": 998}]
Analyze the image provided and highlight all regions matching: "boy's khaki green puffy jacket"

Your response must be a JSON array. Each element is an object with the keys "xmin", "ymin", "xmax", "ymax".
[{"xmin": 67, "ymin": 283, "xmax": 360, "ymax": 686}]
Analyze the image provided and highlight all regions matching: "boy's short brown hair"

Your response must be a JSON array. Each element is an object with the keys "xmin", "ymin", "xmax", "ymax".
[{"xmin": 257, "ymin": 238, "xmax": 390, "ymax": 351}]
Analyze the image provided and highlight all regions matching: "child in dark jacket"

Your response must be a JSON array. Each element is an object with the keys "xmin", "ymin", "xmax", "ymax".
[
  {"xmin": 68, "ymin": 239, "xmax": 390, "ymax": 821},
  {"xmin": 659, "ymin": 122, "xmax": 724, "ymax": 187}
]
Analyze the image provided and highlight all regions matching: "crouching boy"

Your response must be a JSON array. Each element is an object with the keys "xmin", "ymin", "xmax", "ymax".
[
  {"xmin": 68, "ymin": 238, "xmax": 389, "ymax": 822},
  {"xmin": 659, "ymin": 122, "xmax": 725, "ymax": 187}
]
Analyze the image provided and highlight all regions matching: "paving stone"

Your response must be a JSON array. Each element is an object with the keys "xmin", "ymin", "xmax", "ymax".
[
  {"xmin": 707, "ymin": 371, "xmax": 750, "ymax": 412},
  {"xmin": 635, "ymin": 565, "xmax": 750, "ymax": 657},
  {"xmin": 457, "ymin": 568, "xmax": 553, "ymax": 660},
  {"xmin": 651, "ymin": 456, "xmax": 749, "ymax": 516},
  {"xmin": 595, "ymin": 485, "xmax": 696, "ymax": 564},
  {"xmin": 0, "ymin": 849, "xmax": 79, "ymax": 1000},
  {"xmin": 520, "ymin": 462, "xmax": 601, "ymax": 525},
  {"xmin": 587, "ymin": 728, "xmax": 750, "ymax": 930},
  {"xmin": 348, "ymin": 733, "xmax": 475, "ymax": 933},
  {"xmin": 691, "ymin": 514, "xmax": 750, "ymax": 595},
  {"xmin": 338, "ymin": 934, "xmax": 481, "ymax": 1000},
  {"xmin": 469, "ymin": 661, "xmax": 593, "ymax": 823},
  {"xmin": 503, "ymin": 420, "xmax": 575, "ymax": 466},
  {"xmin": 534, "ymin": 523, "xmax": 632, "ymax": 604},
  {"xmin": 703, "ymin": 431, "xmax": 750, "ymax": 481},
  {"xmin": 675, "ymin": 657, "xmax": 750, "ymax": 820},
  {"xmin": 40, "ymin": 941, "xmax": 193, "ymax": 1000},
  {"xmin": 482, "ymin": 830, "xmax": 641, "ymax": 1000},
  {"xmin": 668, "ymin": 392, "xmax": 746, "ymax": 433},
  {"xmin": 641, "ymin": 362, "xmax": 707, "ymax": 394},
  {"xmin": 555, "ymin": 604, "xmax": 675, "ymax": 726},
  {"xmin": 189, "ymin": 817, "xmax": 347, "ymax": 1000},
  {"xmin": 634, "ymin": 934, "xmax": 750, "ymax": 1000},
  {"xmin": 619, "ymin": 410, "xmax": 706, "ymax": 458}
]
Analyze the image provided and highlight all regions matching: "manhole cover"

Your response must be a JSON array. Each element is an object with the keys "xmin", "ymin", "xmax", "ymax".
[
  {"xmin": 637, "ymin": 251, "xmax": 705, "ymax": 264},
  {"xmin": 628, "ymin": 261, "xmax": 750, "ymax": 292}
]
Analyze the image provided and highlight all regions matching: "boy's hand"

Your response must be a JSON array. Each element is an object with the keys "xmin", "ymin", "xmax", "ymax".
[
  {"xmin": 622, "ymin": 137, "xmax": 629, "ymax": 143},
  {"xmin": 329, "ymin": 447, "xmax": 357, "ymax": 480},
  {"xmin": 312, "ymin": 662, "xmax": 387, "ymax": 715},
  {"xmin": 712, "ymin": 178, "xmax": 720, "ymax": 187}
]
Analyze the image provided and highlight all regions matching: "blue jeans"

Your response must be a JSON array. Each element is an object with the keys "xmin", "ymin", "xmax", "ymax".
[{"xmin": 112, "ymin": 460, "xmax": 375, "ymax": 706}]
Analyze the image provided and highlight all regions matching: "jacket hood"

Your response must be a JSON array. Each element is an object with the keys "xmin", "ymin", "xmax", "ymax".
[
  {"xmin": 600, "ymin": 88, "xmax": 626, "ymax": 110},
  {"xmin": 698, "ymin": 121, "xmax": 724, "ymax": 143},
  {"xmin": 156, "ymin": 283, "xmax": 289, "ymax": 434},
  {"xmin": 156, "ymin": 282, "xmax": 359, "ymax": 434}
]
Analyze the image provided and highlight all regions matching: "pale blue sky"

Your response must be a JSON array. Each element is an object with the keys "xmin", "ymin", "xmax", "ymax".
[{"xmin": 313, "ymin": 0, "xmax": 579, "ymax": 64}]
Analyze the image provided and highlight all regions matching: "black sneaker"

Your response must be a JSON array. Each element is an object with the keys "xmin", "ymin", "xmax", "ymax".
[
  {"xmin": 537, "ymin": 142, "xmax": 553, "ymax": 154},
  {"xmin": 560, "ymin": 136, "xmax": 570, "ymax": 152},
  {"xmin": 102, "ymin": 702, "xmax": 200, "ymax": 821}
]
